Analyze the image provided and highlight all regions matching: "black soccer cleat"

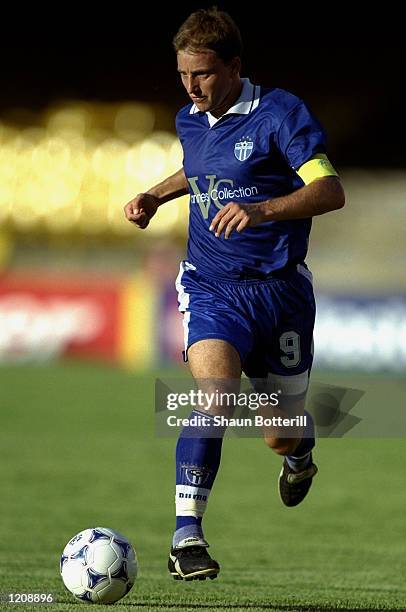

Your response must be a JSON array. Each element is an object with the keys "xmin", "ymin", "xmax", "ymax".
[
  {"xmin": 168, "ymin": 545, "xmax": 220, "ymax": 581},
  {"xmin": 278, "ymin": 457, "xmax": 318, "ymax": 507}
]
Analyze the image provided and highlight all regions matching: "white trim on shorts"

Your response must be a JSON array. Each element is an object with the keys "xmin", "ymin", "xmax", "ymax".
[
  {"xmin": 297, "ymin": 263, "xmax": 313, "ymax": 285},
  {"xmin": 266, "ymin": 370, "xmax": 310, "ymax": 396},
  {"xmin": 175, "ymin": 261, "xmax": 196, "ymax": 356}
]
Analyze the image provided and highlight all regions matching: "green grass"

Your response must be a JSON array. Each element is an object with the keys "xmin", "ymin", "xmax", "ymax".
[{"xmin": 0, "ymin": 362, "xmax": 405, "ymax": 611}]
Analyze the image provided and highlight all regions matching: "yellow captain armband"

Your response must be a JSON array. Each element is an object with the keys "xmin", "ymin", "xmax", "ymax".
[{"xmin": 296, "ymin": 154, "xmax": 339, "ymax": 185}]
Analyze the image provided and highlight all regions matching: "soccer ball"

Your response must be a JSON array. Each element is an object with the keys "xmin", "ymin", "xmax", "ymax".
[{"xmin": 60, "ymin": 527, "xmax": 137, "ymax": 604}]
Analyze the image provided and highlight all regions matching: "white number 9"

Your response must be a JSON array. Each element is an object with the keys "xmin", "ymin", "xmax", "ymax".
[{"xmin": 279, "ymin": 331, "xmax": 301, "ymax": 367}]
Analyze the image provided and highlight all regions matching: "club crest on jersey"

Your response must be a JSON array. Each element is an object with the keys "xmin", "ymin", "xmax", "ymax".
[
  {"xmin": 185, "ymin": 466, "xmax": 210, "ymax": 486},
  {"xmin": 234, "ymin": 137, "xmax": 253, "ymax": 162}
]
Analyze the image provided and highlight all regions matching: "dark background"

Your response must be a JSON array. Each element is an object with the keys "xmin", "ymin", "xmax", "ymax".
[{"xmin": 1, "ymin": 5, "xmax": 405, "ymax": 168}]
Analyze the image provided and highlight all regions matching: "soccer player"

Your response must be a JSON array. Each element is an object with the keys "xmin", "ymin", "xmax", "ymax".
[{"xmin": 124, "ymin": 8, "xmax": 345, "ymax": 581}]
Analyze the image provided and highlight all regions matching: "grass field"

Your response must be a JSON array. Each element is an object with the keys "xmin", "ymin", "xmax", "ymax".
[{"xmin": 0, "ymin": 361, "xmax": 405, "ymax": 611}]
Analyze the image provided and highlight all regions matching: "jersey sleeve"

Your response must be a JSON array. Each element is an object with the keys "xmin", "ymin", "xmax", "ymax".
[
  {"xmin": 175, "ymin": 111, "xmax": 185, "ymax": 146},
  {"xmin": 277, "ymin": 102, "xmax": 327, "ymax": 170},
  {"xmin": 175, "ymin": 109, "xmax": 188, "ymax": 164},
  {"xmin": 175, "ymin": 104, "xmax": 194, "ymax": 146}
]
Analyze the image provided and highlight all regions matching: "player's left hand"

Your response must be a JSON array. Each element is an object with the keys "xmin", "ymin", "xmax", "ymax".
[{"xmin": 209, "ymin": 202, "xmax": 265, "ymax": 239}]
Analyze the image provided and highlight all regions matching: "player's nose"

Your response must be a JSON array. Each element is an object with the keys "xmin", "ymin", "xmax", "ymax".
[{"xmin": 186, "ymin": 76, "xmax": 200, "ymax": 94}]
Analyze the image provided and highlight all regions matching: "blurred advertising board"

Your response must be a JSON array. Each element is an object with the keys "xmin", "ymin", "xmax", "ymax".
[
  {"xmin": 1, "ymin": 271, "xmax": 405, "ymax": 372},
  {"xmin": 0, "ymin": 272, "xmax": 156, "ymax": 367},
  {"xmin": 314, "ymin": 294, "xmax": 406, "ymax": 372}
]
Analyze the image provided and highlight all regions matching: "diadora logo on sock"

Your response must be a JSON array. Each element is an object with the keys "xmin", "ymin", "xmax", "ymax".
[
  {"xmin": 188, "ymin": 175, "xmax": 259, "ymax": 219},
  {"xmin": 183, "ymin": 465, "xmax": 210, "ymax": 486},
  {"xmin": 178, "ymin": 492, "xmax": 207, "ymax": 501}
]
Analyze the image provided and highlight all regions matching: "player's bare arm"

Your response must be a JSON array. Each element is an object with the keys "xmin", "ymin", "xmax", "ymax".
[
  {"xmin": 210, "ymin": 176, "xmax": 345, "ymax": 238},
  {"xmin": 124, "ymin": 167, "xmax": 188, "ymax": 229}
]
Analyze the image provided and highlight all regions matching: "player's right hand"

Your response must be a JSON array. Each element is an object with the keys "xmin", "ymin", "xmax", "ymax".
[{"xmin": 123, "ymin": 193, "xmax": 159, "ymax": 229}]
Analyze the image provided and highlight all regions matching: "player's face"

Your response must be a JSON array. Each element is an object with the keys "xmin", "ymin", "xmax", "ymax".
[{"xmin": 177, "ymin": 49, "xmax": 241, "ymax": 118}]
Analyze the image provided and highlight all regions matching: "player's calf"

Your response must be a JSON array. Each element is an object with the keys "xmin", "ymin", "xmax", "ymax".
[{"xmin": 263, "ymin": 436, "xmax": 301, "ymax": 456}]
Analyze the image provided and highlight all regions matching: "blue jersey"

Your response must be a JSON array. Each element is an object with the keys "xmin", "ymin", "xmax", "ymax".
[{"xmin": 176, "ymin": 79, "xmax": 327, "ymax": 280}]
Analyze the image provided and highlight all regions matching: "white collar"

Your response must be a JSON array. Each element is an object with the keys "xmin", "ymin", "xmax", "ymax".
[{"xmin": 189, "ymin": 78, "xmax": 260, "ymax": 127}]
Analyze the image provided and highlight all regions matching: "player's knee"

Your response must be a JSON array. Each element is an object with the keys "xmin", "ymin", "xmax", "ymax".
[
  {"xmin": 197, "ymin": 383, "xmax": 237, "ymax": 417},
  {"xmin": 263, "ymin": 436, "xmax": 300, "ymax": 456}
]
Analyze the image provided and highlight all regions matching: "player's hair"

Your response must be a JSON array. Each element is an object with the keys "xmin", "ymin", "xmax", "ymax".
[{"xmin": 173, "ymin": 7, "xmax": 243, "ymax": 62}]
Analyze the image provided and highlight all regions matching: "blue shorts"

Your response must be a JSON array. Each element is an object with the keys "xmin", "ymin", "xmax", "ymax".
[{"xmin": 175, "ymin": 261, "xmax": 316, "ymax": 394}]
